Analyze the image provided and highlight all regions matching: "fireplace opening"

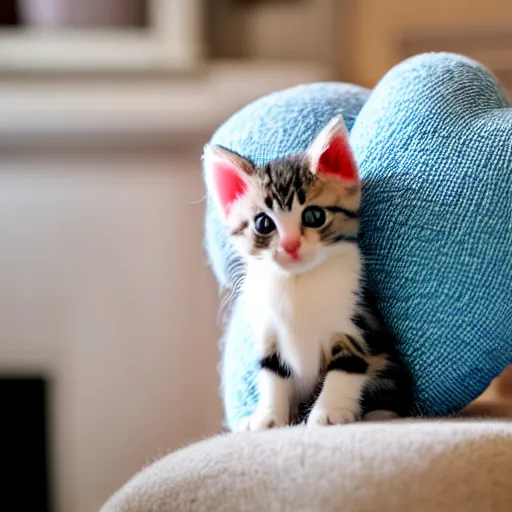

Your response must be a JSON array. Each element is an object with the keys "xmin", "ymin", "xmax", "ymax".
[{"xmin": 0, "ymin": 376, "xmax": 52, "ymax": 512}]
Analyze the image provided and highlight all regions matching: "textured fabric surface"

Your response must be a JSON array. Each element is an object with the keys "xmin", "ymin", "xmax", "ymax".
[
  {"xmin": 351, "ymin": 53, "xmax": 512, "ymax": 415},
  {"xmin": 205, "ymin": 53, "xmax": 512, "ymax": 428},
  {"xmin": 101, "ymin": 420, "xmax": 512, "ymax": 512}
]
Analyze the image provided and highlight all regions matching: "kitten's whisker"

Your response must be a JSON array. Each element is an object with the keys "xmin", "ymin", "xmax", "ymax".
[{"xmin": 189, "ymin": 194, "xmax": 207, "ymax": 205}]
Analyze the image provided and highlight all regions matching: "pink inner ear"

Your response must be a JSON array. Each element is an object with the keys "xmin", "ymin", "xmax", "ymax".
[
  {"xmin": 317, "ymin": 135, "xmax": 358, "ymax": 182},
  {"xmin": 212, "ymin": 162, "xmax": 248, "ymax": 215}
]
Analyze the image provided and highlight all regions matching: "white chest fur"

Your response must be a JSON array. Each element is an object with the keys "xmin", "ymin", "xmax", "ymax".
[{"xmin": 243, "ymin": 248, "xmax": 362, "ymax": 388}]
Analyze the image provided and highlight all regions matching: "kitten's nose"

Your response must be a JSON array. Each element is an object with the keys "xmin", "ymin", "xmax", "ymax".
[
  {"xmin": 280, "ymin": 237, "xmax": 301, "ymax": 258},
  {"xmin": 281, "ymin": 238, "xmax": 301, "ymax": 253}
]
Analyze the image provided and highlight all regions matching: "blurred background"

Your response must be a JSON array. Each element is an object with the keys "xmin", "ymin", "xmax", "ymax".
[{"xmin": 0, "ymin": 1, "xmax": 511, "ymax": 511}]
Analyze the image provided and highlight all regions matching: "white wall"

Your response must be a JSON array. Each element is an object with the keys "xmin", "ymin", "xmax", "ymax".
[{"xmin": 0, "ymin": 148, "xmax": 223, "ymax": 512}]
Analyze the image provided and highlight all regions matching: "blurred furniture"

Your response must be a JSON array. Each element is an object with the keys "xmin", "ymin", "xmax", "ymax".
[
  {"xmin": 19, "ymin": 0, "xmax": 146, "ymax": 28},
  {"xmin": 0, "ymin": 0, "xmax": 18, "ymax": 25},
  {"xmin": 209, "ymin": 0, "xmax": 341, "ymax": 75},
  {"xmin": 0, "ymin": 0, "xmax": 202, "ymax": 72},
  {"xmin": 101, "ymin": 420, "xmax": 512, "ymax": 512},
  {"xmin": 497, "ymin": 366, "xmax": 512, "ymax": 396},
  {"xmin": 343, "ymin": 0, "xmax": 512, "ymax": 93},
  {"xmin": 467, "ymin": 365, "xmax": 512, "ymax": 417}
]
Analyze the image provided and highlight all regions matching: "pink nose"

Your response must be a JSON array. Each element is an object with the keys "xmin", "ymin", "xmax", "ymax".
[{"xmin": 281, "ymin": 237, "xmax": 301, "ymax": 255}]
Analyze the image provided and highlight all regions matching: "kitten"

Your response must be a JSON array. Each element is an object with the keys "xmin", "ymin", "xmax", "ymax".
[{"xmin": 203, "ymin": 116, "xmax": 411, "ymax": 430}]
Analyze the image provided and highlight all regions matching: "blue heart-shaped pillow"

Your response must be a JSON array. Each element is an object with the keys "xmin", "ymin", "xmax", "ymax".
[
  {"xmin": 205, "ymin": 54, "xmax": 512, "ymax": 429},
  {"xmin": 352, "ymin": 53, "xmax": 512, "ymax": 415}
]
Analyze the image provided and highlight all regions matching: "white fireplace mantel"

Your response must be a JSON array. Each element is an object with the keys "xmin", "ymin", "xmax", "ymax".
[{"xmin": 0, "ymin": 60, "xmax": 330, "ymax": 151}]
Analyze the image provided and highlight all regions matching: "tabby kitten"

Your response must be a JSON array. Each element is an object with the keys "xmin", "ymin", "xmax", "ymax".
[{"xmin": 204, "ymin": 116, "xmax": 410, "ymax": 430}]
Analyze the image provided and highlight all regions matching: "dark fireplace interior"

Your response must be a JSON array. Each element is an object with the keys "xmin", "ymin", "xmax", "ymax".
[
  {"xmin": 0, "ymin": 1, "xmax": 19, "ymax": 26},
  {"xmin": 0, "ymin": 376, "xmax": 52, "ymax": 512}
]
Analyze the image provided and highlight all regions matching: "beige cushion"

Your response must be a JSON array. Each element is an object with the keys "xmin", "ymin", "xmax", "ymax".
[{"xmin": 101, "ymin": 420, "xmax": 512, "ymax": 512}]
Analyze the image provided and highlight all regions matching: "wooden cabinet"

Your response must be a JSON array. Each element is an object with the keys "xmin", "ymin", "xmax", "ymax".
[{"xmin": 343, "ymin": 0, "xmax": 512, "ymax": 93}]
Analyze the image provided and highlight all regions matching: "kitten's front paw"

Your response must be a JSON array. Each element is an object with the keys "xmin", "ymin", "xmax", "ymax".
[
  {"xmin": 237, "ymin": 408, "xmax": 288, "ymax": 431},
  {"xmin": 307, "ymin": 407, "xmax": 357, "ymax": 426}
]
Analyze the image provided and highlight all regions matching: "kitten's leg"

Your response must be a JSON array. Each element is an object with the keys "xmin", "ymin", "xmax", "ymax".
[
  {"xmin": 237, "ymin": 334, "xmax": 292, "ymax": 431},
  {"xmin": 308, "ymin": 335, "xmax": 369, "ymax": 426},
  {"xmin": 360, "ymin": 357, "xmax": 411, "ymax": 422}
]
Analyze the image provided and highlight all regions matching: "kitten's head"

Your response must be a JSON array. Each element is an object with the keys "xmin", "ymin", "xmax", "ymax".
[{"xmin": 203, "ymin": 116, "xmax": 361, "ymax": 274}]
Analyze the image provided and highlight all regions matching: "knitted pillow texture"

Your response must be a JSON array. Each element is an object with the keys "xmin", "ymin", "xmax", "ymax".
[
  {"xmin": 352, "ymin": 53, "xmax": 511, "ymax": 415},
  {"xmin": 204, "ymin": 54, "xmax": 512, "ymax": 429}
]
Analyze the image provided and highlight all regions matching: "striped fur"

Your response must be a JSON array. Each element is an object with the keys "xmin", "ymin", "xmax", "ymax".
[{"xmin": 225, "ymin": 154, "xmax": 360, "ymax": 259}]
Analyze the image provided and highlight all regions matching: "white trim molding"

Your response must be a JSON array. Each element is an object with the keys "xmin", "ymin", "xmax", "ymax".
[{"xmin": 0, "ymin": 60, "xmax": 330, "ymax": 150}]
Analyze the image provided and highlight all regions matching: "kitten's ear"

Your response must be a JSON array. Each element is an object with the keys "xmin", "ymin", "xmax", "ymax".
[
  {"xmin": 203, "ymin": 144, "xmax": 255, "ymax": 220},
  {"xmin": 307, "ymin": 115, "xmax": 359, "ymax": 183}
]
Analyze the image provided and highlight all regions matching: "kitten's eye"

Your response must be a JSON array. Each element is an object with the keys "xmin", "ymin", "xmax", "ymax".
[
  {"xmin": 302, "ymin": 206, "xmax": 327, "ymax": 228},
  {"xmin": 254, "ymin": 213, "xmax": 276, "ymax": 235}
]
